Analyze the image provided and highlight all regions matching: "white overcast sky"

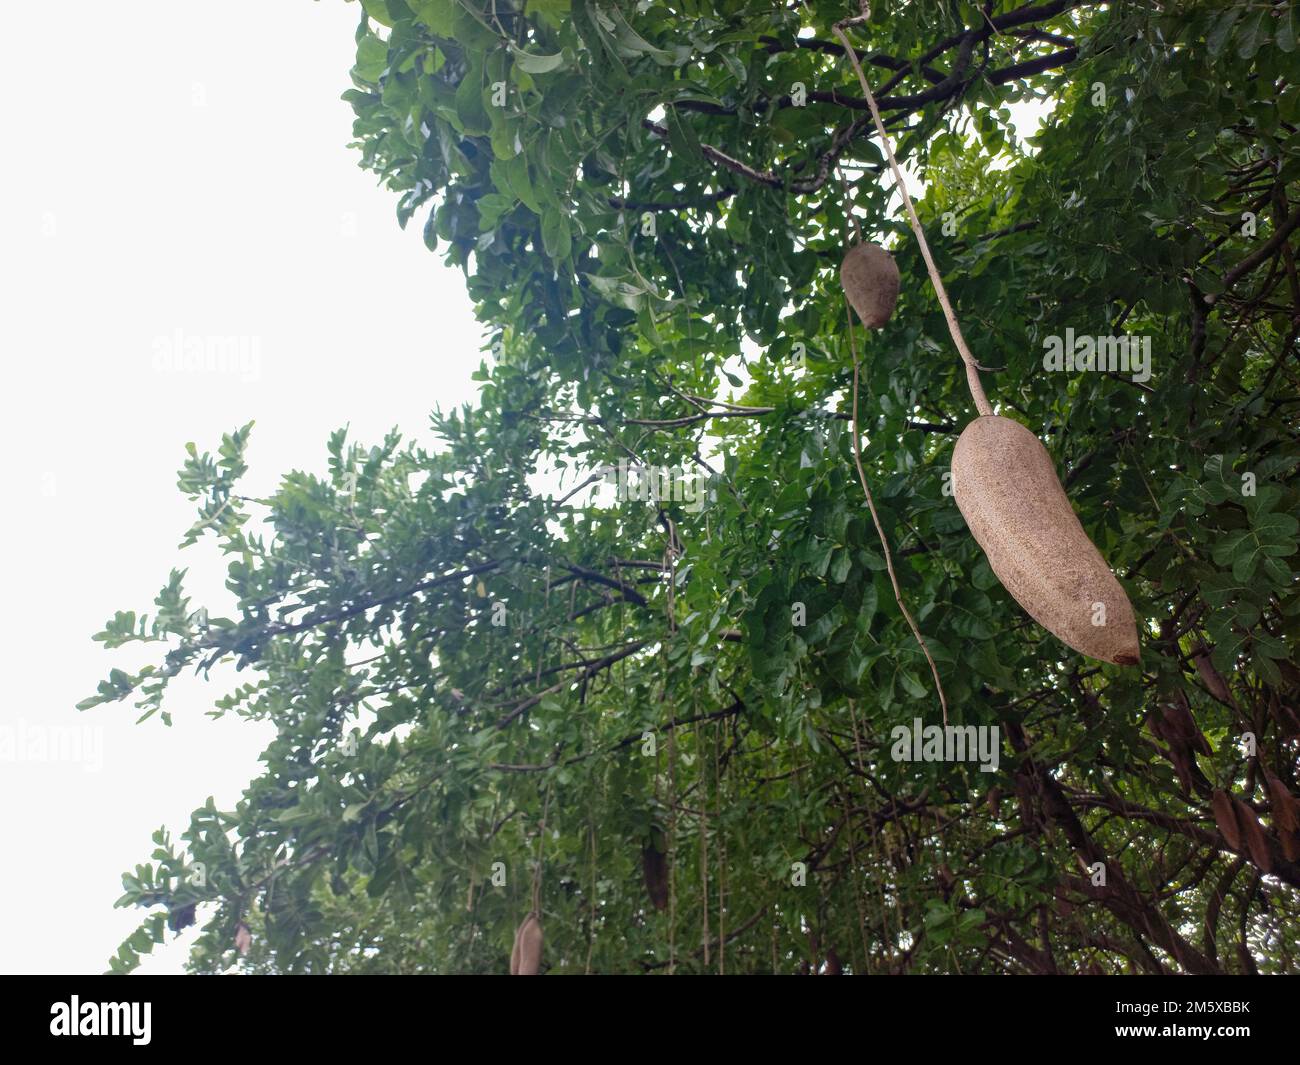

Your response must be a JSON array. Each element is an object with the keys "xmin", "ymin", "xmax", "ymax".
[{"xmin": 0, "ymin": 0, "xmax": 485, "ymax": 974}]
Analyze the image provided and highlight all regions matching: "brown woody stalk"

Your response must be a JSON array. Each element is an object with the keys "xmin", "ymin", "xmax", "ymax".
[{"xmin": 832, "ymin": 17, "xmax": 993, "ymax": 417}]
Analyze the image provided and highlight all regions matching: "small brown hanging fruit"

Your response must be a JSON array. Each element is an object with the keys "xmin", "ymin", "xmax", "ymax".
[
  {"xmin": 1262, "ymin": 767, "xmax": 1300, "ymax": 833},
  {"xmin": 1264, "ymin": 769, "xmax": 1300, "ymax": 859},
  {"xmin": 1163, "ymin": 693, "xmax": 1212, "ymax": 756},
  {"xmin": 839, "ymin": 243, "xmax": 900, "ymax": 329},
  {"xmin": 985, "ymin": 786, "xmax": 1001, "ymax": 815},
  {"xmin": 952, "ymin": 415, "xmax": 1140, "ymax": 665},
  {"xmin": 1283, "ymin": 832, "xmax": 1300, "ymax": 863},
  {"xmin": 510, "ymin": 912, "xmax": 543, "ymax": 975},
  {"xmin": 1193, "ymin": 645, "xmax": 1231, "ymax": 703},
  {"xmin": 642, "ymin": 841, "xmax": 669, "ymax": 912},
  {"xmin": 1211, "ymin": 789, "xmax": 1242, "ymax": 851},
  {"xmin": 234, "ymin": 921, "xmax": 252, "ymax": 957},
  {"xmin": 1269, "ymin": 772, "xmax": 1300, "ymax": 861},
  {"xmin": 1233, "ymin": 797, "xmax": 1274, "ymax": 874},
  {"xmin": 1267, "ymin": 692, "xmax": 1300, "ymax": 737}
]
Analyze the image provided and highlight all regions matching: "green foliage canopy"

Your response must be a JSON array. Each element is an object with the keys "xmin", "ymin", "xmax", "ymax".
[{"xmin": 92, "ymin": 0, "xmax": 1300, "ymax": 974}]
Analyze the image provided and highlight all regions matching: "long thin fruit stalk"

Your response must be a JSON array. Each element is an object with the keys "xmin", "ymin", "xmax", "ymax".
[
  {"xmin": 847, "ymin": 304, "xmax": 949, "ymax": 724},
  {"xmin": 832, "ymin": 17, "xmax": 993, "ymax": 417}
]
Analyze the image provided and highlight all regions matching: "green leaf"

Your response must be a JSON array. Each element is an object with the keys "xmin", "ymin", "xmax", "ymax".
[
  {"xmin": 354, "ymin": 34, "xmax": 389, "ymax": 83},
  {"xmin": 898, "ymin": 669, "xmax": 928, "ymax": 699},
  {"xmin": 454, "ymin": 61, "xmax": 489, "ymax": 135},
  {"xmin": 665, "ymin": 104, "xmax": 702, "ymax": 160},
  {"xmin": 1279, "ymin": 6, "xmax": 1297, "ymax": 52},
  {"xmin": 1253, "ymin": 511, "xmax": 1299, "ymax": 539},
  {"xmin": 1206, "ymin": 7, "xmax": 1241, "ymax": 58},
  {"xmin": 510, "ymin": 45, "xmax": 569, "ymax": 75},
  {"xmin": 360, "ymin": 0, "xmax": 396, "ymax": 27},
  {"xmin": 541, "ymin": 207, "xmax": 572, "ymax": 260},
  {"xmin": 500, "ymin": 152, "xmax": 542, "ymax": 213},
  {"xmin": 410, "ymin": 1, "xmax": 455, "ymax": 34},
  {"xmin": 829, "ymin": 548, "xmax": 852, "ymax": 584},
  {"xmin": 1236, "ymin": 10, "xmax": 1267, "ymax": 59},
  {"xmin": 606, "ymin": 7, "xmax": 688, "ymax": 66},
  {"xmin": 807, "ymin": 539, "xmax": 833, "ymax": 578}
]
